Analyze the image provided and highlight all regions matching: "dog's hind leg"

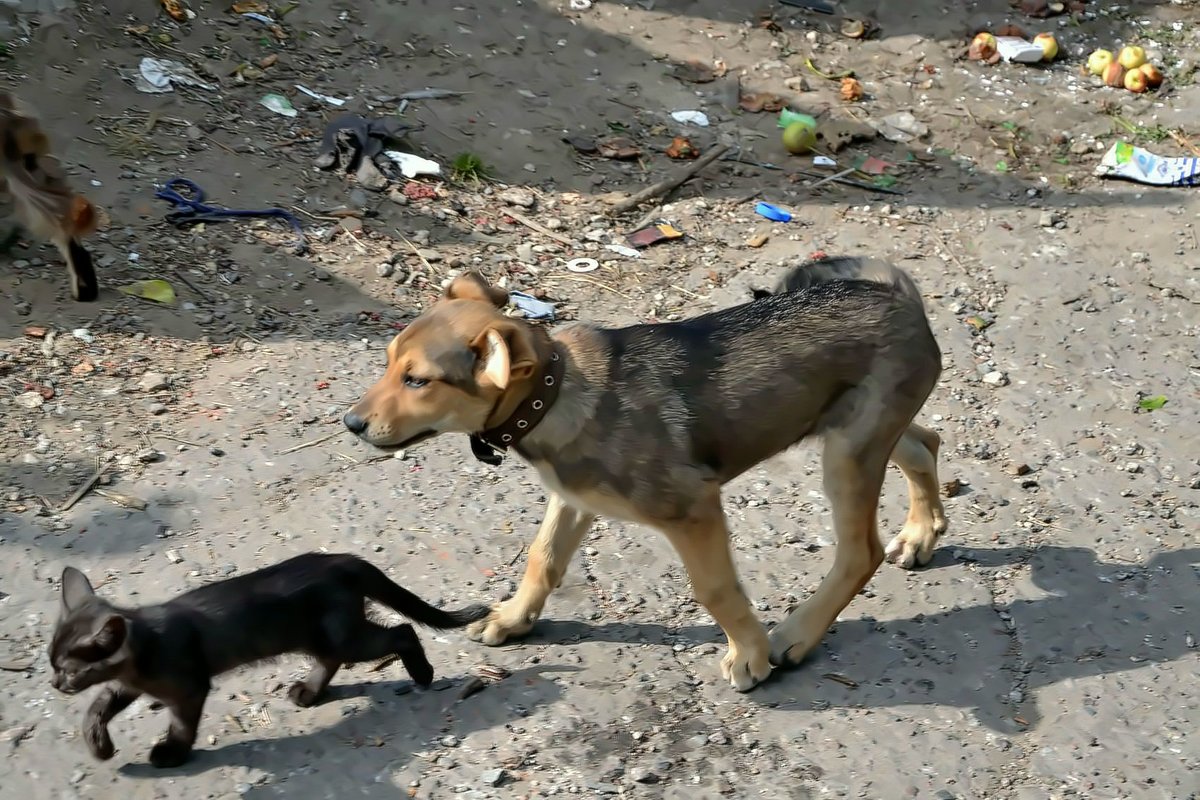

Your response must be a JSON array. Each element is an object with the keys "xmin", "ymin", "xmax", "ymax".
[
  {"xmin": 769, "ymin": 423, "xmax": 898, "ymax": 668},
  {"xmin": 660, "ymin": 486, "xmax": 771, "ymax": 692},
  {"xmin": 885, "ymin": 422, "xmax": 949, "ymax": 569},
  {"xmin": 467, "ymin": 492, "xmax": 595, "ymax": 645}
]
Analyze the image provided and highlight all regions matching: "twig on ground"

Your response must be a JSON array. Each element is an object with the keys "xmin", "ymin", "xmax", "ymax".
[{"xmin": 607, "ymin": 143, "xmax": 731, "ymax": 215}]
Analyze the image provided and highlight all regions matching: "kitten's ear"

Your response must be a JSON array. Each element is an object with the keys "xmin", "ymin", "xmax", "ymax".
[
  {"xmin": 60, "ymin": 567, "xmax": 95, "ymax": 614},
  {"xmin": 91, "ymin": 614, "xmax": 127, "ymax": 652}
]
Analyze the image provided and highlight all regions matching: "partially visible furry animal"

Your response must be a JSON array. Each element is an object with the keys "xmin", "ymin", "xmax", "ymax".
[
  {"xmin": 0, "ymin": 89, "xmax": 99, "ymax": 300},
  {"xmin": 49, "ymin": 553, "xmax": 488, "ymax": 768},
  {"xmin": 343, "ymin": 255, "xmax": 948, "ymax": 692}
]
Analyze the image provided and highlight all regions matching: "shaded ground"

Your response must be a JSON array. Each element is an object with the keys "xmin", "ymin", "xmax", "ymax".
[{"xmin": 2, "ymin": 0, "xmax": 1198, "ymax": 798}]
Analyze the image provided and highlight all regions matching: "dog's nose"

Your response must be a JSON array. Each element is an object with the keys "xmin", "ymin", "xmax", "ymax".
[{"xmin": 343, "ymin": 411, "xmax": 369, "ymax": 434}]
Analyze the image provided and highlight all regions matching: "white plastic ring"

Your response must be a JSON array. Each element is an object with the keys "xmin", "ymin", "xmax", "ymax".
[
  {"xmin": 569, "ymin": 0, "xmax": 592, "ymax": 9},
  {"xmin": 566, "ymin": 258, "xmax": 599, "ymax": 273}
]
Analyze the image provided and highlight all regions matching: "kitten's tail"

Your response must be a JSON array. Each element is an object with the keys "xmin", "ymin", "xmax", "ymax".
[{"xmin": 349, "ymin": 559, "xmax": 490, "ymax": 629}]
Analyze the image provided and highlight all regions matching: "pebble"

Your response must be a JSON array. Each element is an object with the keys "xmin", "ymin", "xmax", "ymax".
[
  {"xmin": 629, "ymin": 766, "xmax": 660, "ymax": 784},
  {"xmin": 1038, "ymin": 210, "xmax": 1059, "ymax": 228},
  {"xmin": 138, "ymin": 372, "xmax": 170, "ymax": 392},
  {"xmin": 376, "ymin": 262, "xmax": 395, "ymax": 278},
  {"xmin": 210, "ymin": 447, "xmax": 225, "ymax": 457},
  {"xmin": 982, "ymin": 370, "xmax": 1009, "ymax": 386},
  {"xmin": 146, "ymin": 402, "xmax": 168, "ymax": 415},
  {"xmin": 15, "ymin": 392, "xmax": 44, "ymax": 409},
  {"xmin": 418, "ymin": 249, "xmax": 443, "ymax": 263},
  {"xmin": 516, "ymin": 243, "xmax": 536, "ymax": 262},
  {"xmin": 137, "ymin": 448, "xmax": 164, "ymax": 463},
  {"xmin": 480, "ymin": 768, "xmax": 507, "ymax": 787},
  {"xmin": 338, "ymin": 217, "xmax": 363, "ymax": 234},
  {"xmin": 165, "ymin": 549, "xmax": 184, "ymax": 564},
  {"xmin": 498, "ymin": 187, "xmax": 536, "ymax": 209}
]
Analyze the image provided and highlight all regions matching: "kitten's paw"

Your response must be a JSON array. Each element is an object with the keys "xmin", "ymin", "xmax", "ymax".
[
  {"xmin": 287, "ymin": 682, "xmax": 322, "ymax": 708},
  {"xmin": 83, "ymin": 724, "xmax": 115, "ymax": 760},
  {"xmin": 149, "ymin": 739, "xmax": 192, "ymax": 768}
]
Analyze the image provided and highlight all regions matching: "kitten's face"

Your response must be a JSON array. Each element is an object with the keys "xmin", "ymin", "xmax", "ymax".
[
  {"xmin": 49, "ymin": 567, "xmax": 130, "ymax": 694},
  {"xmin": 49, "ymin": 610, "xmax": 129, "ymax": 694}
]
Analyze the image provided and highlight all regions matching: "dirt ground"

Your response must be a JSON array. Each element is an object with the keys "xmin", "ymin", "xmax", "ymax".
[{"xmin": 2, "ymin": 0, "xmax": 1199, "ymax": 797}]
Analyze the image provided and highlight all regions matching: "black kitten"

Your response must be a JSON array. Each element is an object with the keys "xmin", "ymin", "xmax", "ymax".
[{"xmin": 48, "ymin": 552, "xmax": 487, "ymax": 768}]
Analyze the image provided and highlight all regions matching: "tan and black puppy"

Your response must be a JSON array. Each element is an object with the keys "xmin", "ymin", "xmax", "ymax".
[
  {"xmin": 0, "ymin": 90, "xmax": 99, "ymax": 301},
  {"xmin": 345, "ymin": 257, "xmax": 948, "ymax": 691}
]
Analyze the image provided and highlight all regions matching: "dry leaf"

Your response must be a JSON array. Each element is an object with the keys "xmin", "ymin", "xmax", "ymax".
[
  {"xmin": 672, "ymin": 60, "xmax": 716, "ymax": 84},
  {"xmin": 665, "ymin": 136, "xmax": 699, "ymax": 159},
  {"xmin": 840, "ymin": 77, "xmax": 864, "ymax": 101},
  {"xmin": 596, "ymin": 136, "xmax": 641, "ymax": 160},
  {"xmin": 161, "ymin": 0, "xmax": 188, "ymax": 21}
]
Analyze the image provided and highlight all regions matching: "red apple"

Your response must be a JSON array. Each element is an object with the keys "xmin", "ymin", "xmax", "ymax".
[{"xmin": 1139, "ymin": 63, "xmax": 1164, "ymax": 88}]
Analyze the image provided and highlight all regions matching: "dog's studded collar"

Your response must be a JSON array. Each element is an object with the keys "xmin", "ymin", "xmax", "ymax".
[{"xmin": 469, "ymin": 345, "xmax": 566, "ymax": 466}]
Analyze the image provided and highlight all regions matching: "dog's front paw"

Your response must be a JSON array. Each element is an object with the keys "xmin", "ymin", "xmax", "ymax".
[
  {"xmin": 148, "ymin": 738, "xmax": 192, "ymax": 769},
  {"xmin": 287, "ymin": 681, "xmax": 322, "ymax": 708},
  {"xmin": 83, "ymin": 723, "xmax": 116, "ymax": 761},
  {"xmin": 465, "ymin": 601, "xmax": 537, "ymax": 646},
  {"xmin": 720, "ymin": 638, "xmax": 772, "ymax": 692},
  {"xmin": 885, "ymin": 516, "xmax": 945, "ymax": 570}
]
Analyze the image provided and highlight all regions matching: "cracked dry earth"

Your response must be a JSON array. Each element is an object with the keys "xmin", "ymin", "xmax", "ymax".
[{"xmin": 2, "ymin": 0, "xmax": 1199, "ymax": 798}]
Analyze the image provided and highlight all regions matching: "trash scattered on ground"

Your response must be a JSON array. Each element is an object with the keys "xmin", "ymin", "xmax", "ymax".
[
  {"xmin": 260, "ymin": 93, "xmax": 297, "ymax": 117},
  {"xmin": 314, "ymin": 114, "xmax": 423, "ymax": 189},
  {"xmin": 1095, "ymin": 142, "xmax": 1200, "ymax": 186},
  {"xmin": 995, "ymin": 36, "xmax": 1046, "ymax": 64},
  {"xmin": 295, "ymin": 84, "xmax": 349, "ymax": 106},
  {"xmin": 665, "ymin": 136, "xmax": 699, "ymax": 159},
  {"xmin": 873, "ymin": 112, "xmax": 928, "ymax": 143},
  {"xmin": 1137, "ymin": 394, "xmax": 1168, "ymax": 411},
  {"xmin": 626, "ymin": 222, "xmax": 684, "ymax": 248},
  {"xmin": 566, "ymin": 257, "xmax": 600, "ymax": 273},
  {"xmin": 813, "ymin": 155, "xmax": 837, "ymax": 167},
  {"xmin": 839, "ymin": 77, "xmax": 864, "ymax": 101},
  {"xmin": 71, "ymin": 328, "xmax": 93, "ymax": 343},
  {"xmin": 804, "ymin": 57, "xmax": 854, "ymax": 81},
  {"xmin": 597, "ymin": 137, "xmax": 641, "ymax": 160},
  {"xmin": 509, "ymin": 291, "xmax": 556, "ymax": 320},
  {"xmin": 118, "ymin": 279, "xmax": 176, "ymax": 305},
  {"xmin": 840, "ymin": 18, "xmax": 867, "ymax": 39},
  {"xmin": 241, "ymin": 11, "xmax": 276, "ymax": 26},
  {"xmin": 384, "ymin": 151, "xmax": 442, "ymax": 179},
  {"xmin": 155, "ymin": 177, "xmax": 308, "ymax": 251},
  {"xmin": 779, "ymin": 0, "xmax": 835, "ymax": 14},
  {"xmin": 778, "ymin": 108, "xmax": 814, "ymax": 129},
  {"xmin": 605, "ymin": 243, "xmax": 642, "ymax": 259},
  {"xmin": 755, "ymin": 201, "xmax": 792, "ymax": 222},
  {"xmin": 782, "ymin": 117, "xmax": 818, "ymax": 154},
  {"xmin": 134, "ymin": 57, "xmax": 217, "ymax": 93},
  {"xmin": 160, "ymin": 0, "xmax": 190, "ymax": 22},
  {"xmin": 671, "ymin": 110, "xmax": 710, "ymax": 127},
  {"xmin": 568, "ymin": 0, "xmax": 592, "ymax": 9},
  {"xmin": 739, "ymin": 92, "xmax": 786, "ymax": 113}
]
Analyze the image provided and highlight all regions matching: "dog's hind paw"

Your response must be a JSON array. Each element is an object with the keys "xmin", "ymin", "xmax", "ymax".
[{"xmin": 465, "ymin": 601, "xmax": 537, "ymax": 646}]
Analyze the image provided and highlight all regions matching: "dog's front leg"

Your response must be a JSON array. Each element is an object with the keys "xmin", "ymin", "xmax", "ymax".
[
  {"xmin": 661, "ymin": 494, "xmax": 772, "ymax": 692},
  {"xmin": 467, "ymin": 492, "xmax": 595, "ymax": 645}
]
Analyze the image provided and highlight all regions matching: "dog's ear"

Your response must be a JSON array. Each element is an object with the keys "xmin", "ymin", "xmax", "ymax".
[
  {"xmin": 473, "ymin": 323, "xmax": 539, "ymax": 391},
  {"xmin": 60, "ymin": 566, "xmax": 95, "ymax": 614},
  {"xmin": 445, "ymin": 272, "xmax": 509, "ymax": 308}
]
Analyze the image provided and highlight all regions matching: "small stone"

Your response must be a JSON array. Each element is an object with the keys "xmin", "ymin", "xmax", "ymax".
[
  {"xmin": 516, "ymin": 243, "xmax": 536, "ymax": 262},
  {"xmin": 498, "ymin": 187, "xmax": 536, "ymax": 209},
  {"xmin": 338, "ymin": 217, "xmax": 363, "ymax": 234},
  {"xmin": 1006, "ymin": 463, "xmax": 1032, "ymax": 476},
  {"xmin": 417, "ymin": 249, "xmax": 443, "ymax": 263},
  {"xmin": 137, "ymin": 448, "xmax": 164, "ymax": 463},
  {"xmin": 15, "ymin": 392, "xmax": 45, "ymax": 409},
  {"xmin": 440, "ymin": 735, "xmax": 460, "ymax": 748},
  {"xmin": 707, "ymin": 731, "xmax": 729, "ymax": 745},
  {"xmin": 165, "ymin": 549, "xmax": 184, "ymax": 564},
  {"xmin": 480, "ymin": 768, "xmax": 507, "ymax": 787},
  {"xmin": 146, "ymin": 402, "xmax": 168, "ymax": 415},
  {"xmin": 210, "ymin": 447, "xmax": 225, "ymax": 457},
  {"xmin": 522, "ymin": 162, "xmax": 537, "ymax": 173},
  {"xmin": 138, "ymin": 372, "xmax": 169, "ymax": 392},
  {"xmin": 629, "ymin": 766, "xmax": 660, "ymax": 784},
  {"xmin": 1038, "ymin": 211, "xmax": 1057, "ymax": 228},
  {"xmin": 376, "ymin": 262, "xmax": 395, "ymax": 278},
  {"xmin": 543, "ymin": 217, "xmax": 564, "ymax": 230},
  {"xmin": 982, "ymin": 370, "xmax": 1008, "ymax": 386}
]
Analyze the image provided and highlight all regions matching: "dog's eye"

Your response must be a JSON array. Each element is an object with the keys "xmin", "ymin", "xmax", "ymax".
[{"xmin": 404, "ymin": 376, "xmax": 429, "ymax": 389}]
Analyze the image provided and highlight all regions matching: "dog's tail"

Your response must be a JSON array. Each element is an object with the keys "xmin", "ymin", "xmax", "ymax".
[
  {"xmin": 347, "ymin": 557, "xmax": 490, "ymax": 629},
  {"xmin": 0, "ymin": 91, "xmax": 100, "ymax": 301},
  {"xmin": 754, "ymin": 255, "xmax": 924, "ymax": 306}
]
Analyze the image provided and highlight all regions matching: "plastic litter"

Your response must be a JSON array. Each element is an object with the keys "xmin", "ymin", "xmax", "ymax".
[
  {"xmin": 813, "ymin": 155, "xmax": 838, "ymax": 167},
  {"xmin": 873, "ymin": 112, "xmax": 928, "ymax": 143},
  {"xmin": 509, "ymin": 291, "xmax": 556, "ymax": 321},
  {"xmin": 295, "ymin": 84, "xmax": 348, "ymax": 107},
  {"xmin": 566, "ymin": 258, "xmax": 600, "ymax": 273},
  {"xmin": 755, "ymin": 202, "xmax": 792, "ymax": 222},
  {"xmin": 118, "ymin": 279, "xmax": 176, "ymax": 305},
  {"xmin": 384, "ymin": 151, "xmax": 442, "ymax": 179},
  {"xmin": 1095, "ymin": 141, "xmax": 1200, "ymax": 186},
  {"xmin": 604, "ymin": 243, "xmax": 642, "ymax": 259},
  {"xmin": 671, "ymin": 110, "xmax": 710, "ymax": 127},
  {"xmin": 995, "ymin": 36, "xmax": 1045, "ymax": 64},
  {"xmin": 569, "ymin": 0, "xmax": 592, "ymax": 8},
  {"xmin": 260, "ymin": 93, "xmax": 297, "ymax": 117},
  {"xmin": 135, "ymin": 58, "xmax": 217, "ymax": 93}
]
